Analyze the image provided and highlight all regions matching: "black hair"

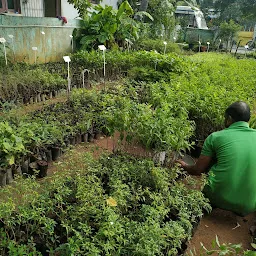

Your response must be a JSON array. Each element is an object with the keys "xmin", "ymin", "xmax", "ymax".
[{"xmin": 225, "ymin": 101, "xmax": 250, "ymax": 122}]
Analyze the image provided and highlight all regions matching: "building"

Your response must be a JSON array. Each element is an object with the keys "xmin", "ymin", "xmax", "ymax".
[
  {"xmin": 1, "ymin": 0, "xmax": 118, "ymax": 19},
  {"xmin": 0, "ymin": 0, "xmax": 118, "ymax": 63},
  {"xmin": 175, "ymin": 6, "xmax": 208, "ymax": 30}
]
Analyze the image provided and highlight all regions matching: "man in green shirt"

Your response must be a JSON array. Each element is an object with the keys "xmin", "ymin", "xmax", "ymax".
[{"xmin": 177, "ymin": 101, "xmax": 256, "ymax": 216}]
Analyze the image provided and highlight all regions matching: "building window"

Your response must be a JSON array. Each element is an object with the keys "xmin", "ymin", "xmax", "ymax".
[
  {"xmin": 44, "ymin": 0, "xmax": 61, "ymax": 17},
  {"xmin": 0, "ymin": 0, "xmax": 20, "ymax": 13}
]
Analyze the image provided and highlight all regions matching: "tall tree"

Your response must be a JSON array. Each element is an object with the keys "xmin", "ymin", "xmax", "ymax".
[{"xmin": 201, "ymin": 0, "xmax": 256, "ymax": 22}]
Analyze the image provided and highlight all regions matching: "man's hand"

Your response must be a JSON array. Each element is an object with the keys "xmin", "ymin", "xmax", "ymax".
[
  {"xmin": 176, "ymin": 155, "xmax": 212, "ymax": 176},
  {"xmin": 176, "ymin": 159, "xmax": 188, "ymax": 169}
]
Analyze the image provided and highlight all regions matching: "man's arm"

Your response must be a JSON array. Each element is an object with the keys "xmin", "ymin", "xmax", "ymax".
[{"xmin": 176, "ymin": 155, "xmax": 212, "ymax": 176}]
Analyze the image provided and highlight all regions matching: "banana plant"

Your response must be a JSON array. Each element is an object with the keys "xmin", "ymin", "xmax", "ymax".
[{"xmin": 75, "ymin": 1, "xmax": 153, "ymax": 50}]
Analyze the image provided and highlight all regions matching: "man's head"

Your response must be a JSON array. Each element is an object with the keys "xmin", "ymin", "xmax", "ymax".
[{"xmin": 224, "ymin": 101, "xmax": 250, "ymax": 128}]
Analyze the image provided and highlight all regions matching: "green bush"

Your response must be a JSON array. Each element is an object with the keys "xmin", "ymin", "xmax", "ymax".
[
  {"xmin": 71, "ymin": 50, "xmax": 188, "ymax": 81},
  {"xmin": 0, "ymin": 65, "xmax": 66, "ymax": 104},
  {"xmin": 134, "ymin": 39, "xmax": 181, "ymax": 54},
  {"xmin": 0, "ymin": 153, "xmax": 210, "ymax": 255}
]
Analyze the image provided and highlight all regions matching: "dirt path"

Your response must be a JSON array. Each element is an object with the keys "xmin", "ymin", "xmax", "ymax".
[
  {"xmin": 46, "ymin": 135, "xmax": 255, "ymax": 254},
  {"xmin": 186, "ymin": 209, "xmax": 255, "ymax": 254},
  {"xmin": 8, "ymin": 95, "xmax": 67, "ymax": 116}
]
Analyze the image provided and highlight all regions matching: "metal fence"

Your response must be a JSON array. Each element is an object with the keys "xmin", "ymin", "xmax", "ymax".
[{"xmin": 20, "ymin": 0, "xmax": 44, "ymax": 17}]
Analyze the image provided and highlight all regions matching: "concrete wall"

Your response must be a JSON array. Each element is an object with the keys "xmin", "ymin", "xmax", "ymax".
[
  {"xmin": 0, "ymin": 15, "xmax": 81, "ymax": 63},
  {"xmin": 61, "ymin": 0, "xmax": 80, "ymax": 20},
  {"xmin": 184, "ymin": 28, "xmax": 215, "ymax": 44},
  {"xmin": 101, "ymin": 0, "xmax": 118, "ymax": 9},
  {"xmin": 61, "ymin": 0, "xmax": 118, "ymax": 19}
]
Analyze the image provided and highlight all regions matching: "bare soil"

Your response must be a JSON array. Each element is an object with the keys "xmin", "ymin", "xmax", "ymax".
[
  {"xmin": 186, "ymin": 209, "xmax": 255, "ymax": 254},
  {"xmin": 46, "ymin": 134, "xmax": 256, "ymax": 254}
]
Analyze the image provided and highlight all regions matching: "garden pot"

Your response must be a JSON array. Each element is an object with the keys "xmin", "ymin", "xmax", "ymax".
[
  {"xmin": 41, "ymin": 94, "xmax": 46, "ymax": 102},
  {"xmin": 64, "ymin": 138, "xmax": 70, "ymax": 147},
  {"xmin": 29, "ymin": 162, "xmax": 39, "ymax": 175},
  {"xmin": 37, "ymin": 160, "xmax": 48, "ymax": 178},
  {"xmin": 153, "ymin": 151, "xmax": 166, "ymax": 165},
  {"xmin": 201, "ymin": 46, "xmax": 207, "ymax": 52},
  {"xmin": 37, "ymin": 94, "xmax": 41, "ymax": 102},
  {"xmin": 88, "ymin": 133, "xmax": 95, "ymax": 142},
  {"xmin": 75, "ymin": 134, "xmax": 82, "ymax": 144},
  {"xmin": 0, "ymin": 169, "xmax": 7, "ymax": 187},
  {"xmin": 13, "ymin": 165, "xmax": 22, "ymax": 176},
  {"xmin": 51, "ymin": 147, "xmax": 61, "ymax": 161},
  {"xmin": 81, "ymin": 133, "xmax": 88, "ymax": 143},
  {"xmin": 188, "ymin": 43, "xmax": 194, "ymax": 50},
  {"xmin": 102, "ymin": 127, "xmax": 110, "ymax": 136},
  {"xmin": 40, "ymin": 150, "xmax": 47, "ymax": 161},
  {"xmin": 69, "ymin": 137, "xmax": 76, "ymax": 146},
  {"xmin": 46, "ymin": 149, "xmax": 52, "ymax": 162},
  {"xmin": 18, "ymin": 97, "xmax": 24, "ymax": 105},
  {"xmin": 95, "ymin": 132, "xmax": 102, "ymax": 140},
  {"xmin": 30, "ymin": 154, "xmax": 39, "ymax": 163},
  {"xmin": 21, "ymin": 159, "xmax": 29, "ymax": 174},
  {"xmin": 23, "ymin": 97, "xmax": 29, "ymax": 104},
  {"xmin": 6, "ymin": 168, "xmax": 14, "ymax": 184}
]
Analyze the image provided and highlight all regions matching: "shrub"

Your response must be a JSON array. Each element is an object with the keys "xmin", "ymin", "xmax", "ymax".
[
  {"xmin": 134, "ymin": 39, "xmax": 181, "ymax": 54},
  {"xmin": 0, "ymin": 153, "xmax": 211, "ymax": 255}
]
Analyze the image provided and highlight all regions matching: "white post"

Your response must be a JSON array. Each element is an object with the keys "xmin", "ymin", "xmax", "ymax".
[
  {"xmin": 103, "ymin": 50, "xmax": 106, "ymax": 77},
  {"xmin": 163, "ymin": 41, "xmax": 167, "ymax": 54},
  {"xmin": 125, "ymin": 38, "xmax": 130, "ymax": 52},
  {"xmin": 67, "ymin": 61, "xmax": 70, "ymax": 80},
  {"xmin": 198, "ymin": 41, "xmax": 201, "ymax": 52},
  {"xmin": 98, "ymin": 45, "xmax": 106, "ymax": 78},
  {"xmin": 244, "ymin": 45, "xmax": 249, "ymax": 57},
  {"xmin": 0, "ymin": 38, "xmax": 7, "ymax": 65},
  {"xmin": 207, "ymin": 42, "xmax": 210, "ymax": 52},
  {"xmin": 41, "ymin": 31, "xmax": 46, "ymax": 62},
  {"xmin": 3, "ymin": 42, "xmax": 7, "ymax": 65},
  {"xmin": 68, "ymin": 61, "xmax": 71, "ymax": 92},
  {"xmin": 32, "ymin": 47, "xmax": 38, "ymax": 64},
  {"xmin": 82, "ymin": 70, "xmax": 85, "ymax": 88},
  {"xmin": 154, "ymin": 50, "xmax": 158, "ymax": 70},
  {"xmin": 82, "ymin": 69, "xmax": 89, "ymax": 88},
  {"xmin": 63, "ymin": 56, "xmax": 71, "ymax": 93},
  {"xmin": 8, "ymin": 35, "xmax": 14, "ymax": 61},
  {"xmin": 70, "ymin": 35, "xmax": 73, "ymax": 53},
  {"xmin": 218, "ymin": 39, "xmax": 221, "ymax": 52}
]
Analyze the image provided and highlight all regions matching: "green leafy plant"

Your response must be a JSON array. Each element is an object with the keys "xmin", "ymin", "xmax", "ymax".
[
  {"xmin": 0, "ymin": 65, "xmax": 65, "ymax": 105},
  {"xmin": 192, "ymin": 235, "xmax": 256, "ymax": 256},
  {"xmin": 0, "ymin": 153, "xmax": 211, "ymax": 255},
  {"xmin": 218, "ymin": 20, "xmax": 241, "ymax": 51},
  {"xmin": 0, "ymin": 122, "xmax": 26, "ymax": 167},
  {"xmin": 75, "ymin": 1, "xmax": 139, "ymax": 50}
]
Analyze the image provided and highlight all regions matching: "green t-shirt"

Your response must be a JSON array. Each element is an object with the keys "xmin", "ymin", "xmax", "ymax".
[{"xmin": 202, "ymin": 121, "xmax": 256, "ymax": 216}]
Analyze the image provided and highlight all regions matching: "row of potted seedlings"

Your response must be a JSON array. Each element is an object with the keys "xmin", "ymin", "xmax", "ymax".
[
  {"xmin": 0, "ymin": 67, "xmax": 67, "ymax": 107},
  {"xmin": 0, "ymin": 101, "xmax": 103, "ymax": 187},
  {"xmin": 0, "ymin": 129, "xmax": 100, "ymax": 187}
]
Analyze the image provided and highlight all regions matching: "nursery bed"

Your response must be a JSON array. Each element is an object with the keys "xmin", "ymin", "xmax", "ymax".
[{"xmin": 46, "ymin": 135, "xmax": 255, "ymax": 254}]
